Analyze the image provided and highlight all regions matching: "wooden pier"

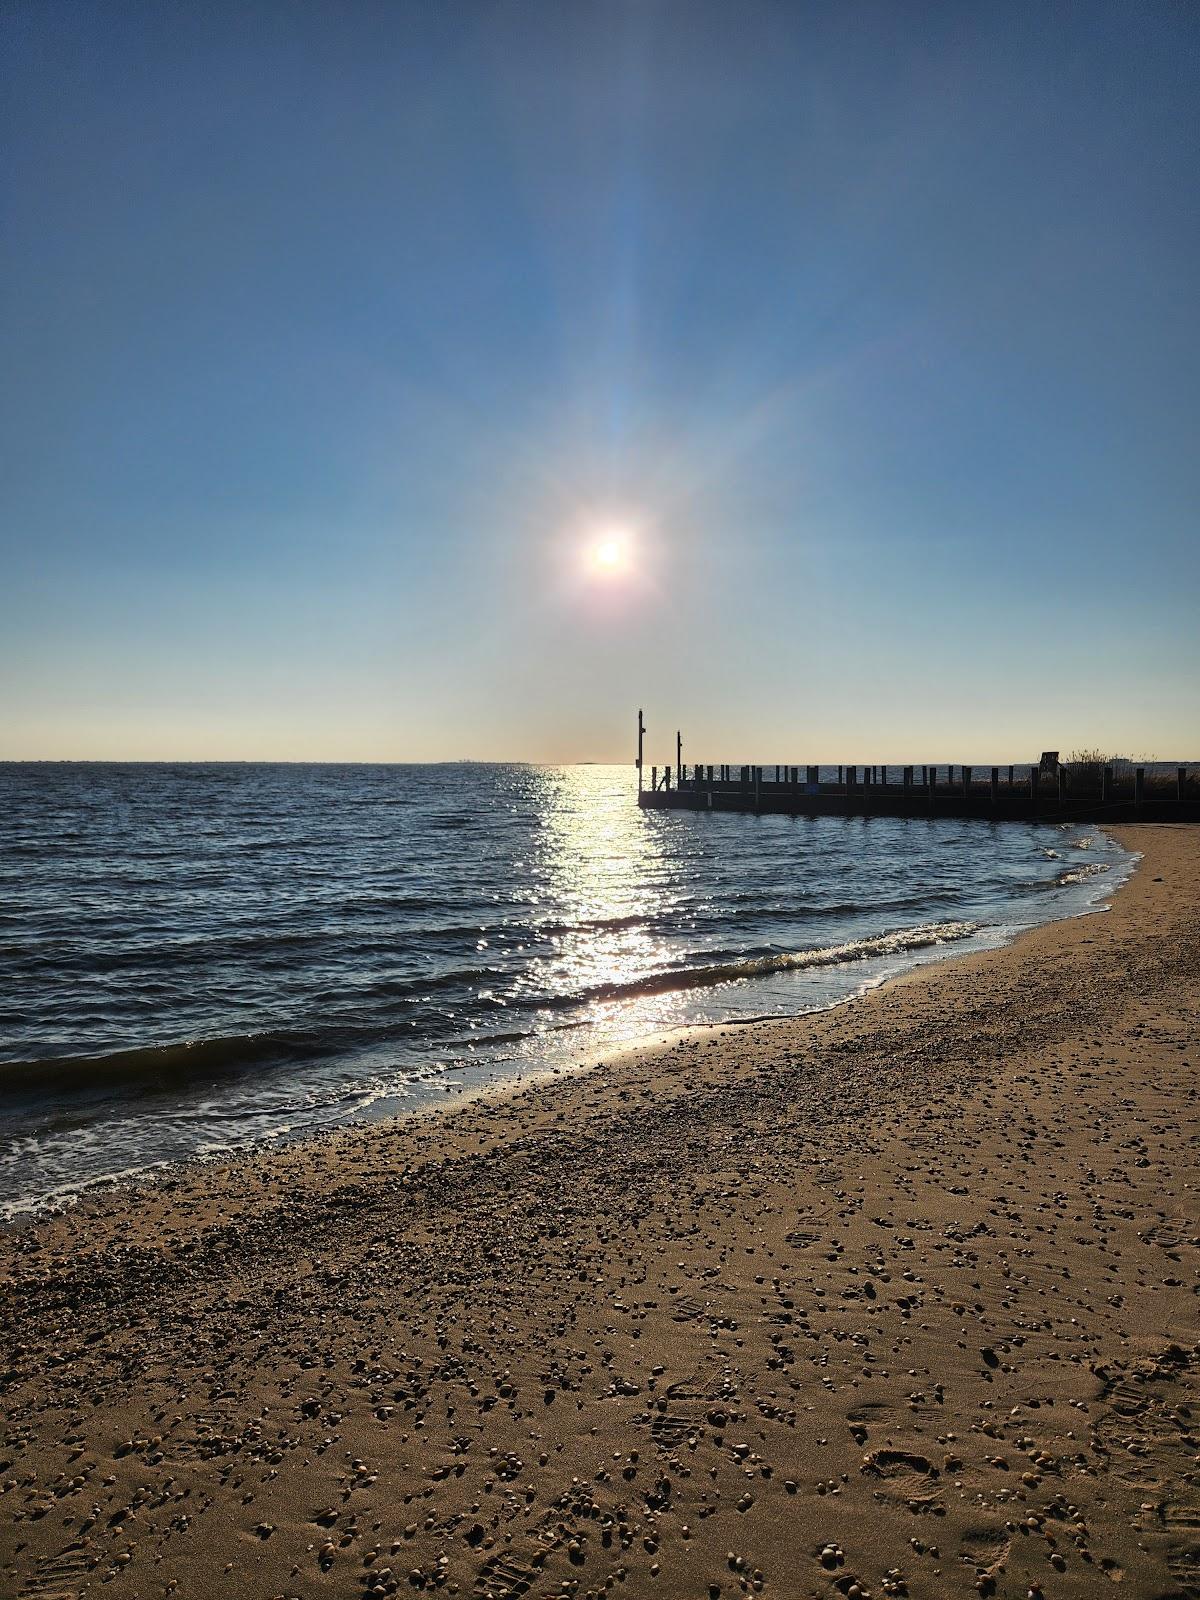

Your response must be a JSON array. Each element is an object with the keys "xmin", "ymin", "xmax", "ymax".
[{"xmin": 634, "ymin": 715, "xmax": 1200, "ymax": 825}]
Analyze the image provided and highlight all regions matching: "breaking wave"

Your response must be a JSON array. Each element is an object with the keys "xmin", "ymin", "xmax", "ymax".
[{"xmin": 0, "ymin": 921, "xmax": 981, "ymax": 1099}]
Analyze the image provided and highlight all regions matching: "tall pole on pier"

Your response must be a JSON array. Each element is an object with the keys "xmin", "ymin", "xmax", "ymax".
[
  {"xmin": 676, "ymin": 730, "xmax": 682, "ymax": 785},
  {"xmin": 637, "ymin": 708, "xmax": 645, "ymax": 793}
]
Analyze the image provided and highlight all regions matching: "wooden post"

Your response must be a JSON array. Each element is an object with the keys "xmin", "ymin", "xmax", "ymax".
[
  {"xmin": 1134, "ymin": 767, "xmax": 1145, "ymax": 812},
  {"xmin": 963, "ymin": 765, "xmax": 972, "ymax": 797},
  {"xmin": 651, "ymin": 765, "xmax": 657, "ymax": 791},
  {"xmin": 1008, "ymin": 764, "xmax": 1014, "ymax": 787},
  {"xmin": 1102, "ymin": 764, "xmax": 1113, "ymax": 804},
  {"xmin": 665, "ymin": 765, "xmax": 671, "ymax": 791},
  {"xmin": 990, "ymin": 766, "xmax": 999, "ymax": 805},
  {"xmin": 637, "ymin": 708, "xmax": 645, "ymax": 793},
  {"xmin": 676, "ymin": 731, "xmax": 682, "ymax": 786}
]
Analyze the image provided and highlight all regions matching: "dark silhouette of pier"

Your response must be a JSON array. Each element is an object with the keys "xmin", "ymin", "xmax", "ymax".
[{"xmin": 634, "ymin": 713, "xmax": 1200, "ymax": 824}]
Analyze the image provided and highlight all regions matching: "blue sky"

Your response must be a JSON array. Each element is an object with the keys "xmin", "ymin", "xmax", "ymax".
[{"xmin": 3, "ymin": 1, "xmax": 1197, "ymax": 761}]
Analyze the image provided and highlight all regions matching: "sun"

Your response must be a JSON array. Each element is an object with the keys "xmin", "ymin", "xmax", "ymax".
[{"xmin": 588, "ymin": 532, "xmax": 631, "ymax": 577}]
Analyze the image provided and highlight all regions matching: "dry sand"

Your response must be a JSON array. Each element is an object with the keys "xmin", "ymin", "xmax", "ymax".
[{"xmin": 1, "ymin": 824, "xmax": 1197, "ymax": 1600}]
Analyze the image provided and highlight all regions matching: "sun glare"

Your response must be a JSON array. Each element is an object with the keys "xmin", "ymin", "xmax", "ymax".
[{"xmin": 588, "ymin": 532, "xmax": 630, "ymax": 578}]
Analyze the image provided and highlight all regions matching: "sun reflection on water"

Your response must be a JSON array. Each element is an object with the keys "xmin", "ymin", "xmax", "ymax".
[{"xmin": 513, "ymin": 765, "xmax": 698, "ymax": 1048}]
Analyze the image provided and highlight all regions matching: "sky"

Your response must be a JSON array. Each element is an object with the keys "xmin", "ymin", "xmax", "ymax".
[{"xmin": 2, "ymin": 1, "xmax": 1198, "ymax": 763}]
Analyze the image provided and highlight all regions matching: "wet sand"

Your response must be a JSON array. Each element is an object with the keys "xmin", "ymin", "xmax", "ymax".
[{"xmin": 2, "ymin": 824, "xmax": 1197, "ymax": 1600}]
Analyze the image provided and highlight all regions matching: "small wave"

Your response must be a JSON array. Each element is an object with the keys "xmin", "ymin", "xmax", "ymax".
[
  {"xmin": 544, "ymin": 920, "xmax": 981, "ymax": 1009},
  {"xmin": 533, "ymin": 911, "xmax": 654, "ymax": 936},
  {"xmin": 534, "ymin": 890, "xmax": 981, "ymax": 940},
  {"xmin": 445, "ymin": 1029, "xmax": 534, "ymax": 1049},
  {"xmin": 0, "ymin": 1031, "xmax": 317, "ymax": 1097},
  {"xmin": 0, "ymin": 922, "xmax": 980, "ymax": 1099},
  {"xmin": 1056, "ymin": 862, "xmax": 1110, "ymax": 885}
]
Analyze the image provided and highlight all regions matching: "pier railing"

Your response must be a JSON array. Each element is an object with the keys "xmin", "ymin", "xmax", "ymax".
[{"xmin": 639, "ymin": 760, "xmax": 1200, "ymax": 824}]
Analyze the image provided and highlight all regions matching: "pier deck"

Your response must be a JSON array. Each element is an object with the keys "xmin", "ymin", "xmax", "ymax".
[
  {"xmin": 640, "ymin": 774, "xmax": 1199, "ymax": 824},
  {"xmin": 633, "ymin": 716, "xmax": 1199, "ymax": 824}
]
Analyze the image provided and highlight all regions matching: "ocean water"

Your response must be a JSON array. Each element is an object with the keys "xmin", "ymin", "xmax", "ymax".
[{"xmin": 0, "ymin": 762, "xmax": 1134, "ymax": 1219}]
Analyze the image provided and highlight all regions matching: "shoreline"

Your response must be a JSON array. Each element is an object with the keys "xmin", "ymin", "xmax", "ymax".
[
  {"xmin": 0, "ymin": 826, "xmax": 1136, "ymax": 1226},
  {"xmin": 2, "ymin": 824, "xmax": 1197, "ymax": 1599}
]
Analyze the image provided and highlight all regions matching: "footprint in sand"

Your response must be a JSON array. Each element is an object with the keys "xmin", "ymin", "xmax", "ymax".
[
  {"xmin": 645, "ymin": 1411, "xmax": 696, "ymax": 1451},
  {"xmin": 785, "ymin": 1226, "xmax": 821, "ymax": 1250},
  {"xmin": 472, "ymin": 1521, "xmax": 562, "ymax": 1598},
  {"xmin": 860, "ymin": 1448, "xmax": 944, "ymax": 1511},
  {"xmin": 845, "ymin": 1398, "xmax": 898, "ymax": 1444},
  {"xmin": 958, "ymin": 1525, "xmax": 1012, "ymax": 1586},
  {"xmin": 669, "ymin": 1291, "xmax": 705, "ymax": 1322},
  {"xmin": 15, "ymin": 1540, "xmax": 95, "ymax": 1600}
]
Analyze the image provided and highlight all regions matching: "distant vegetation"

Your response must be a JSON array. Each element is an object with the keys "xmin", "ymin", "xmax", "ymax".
[
  {"xmin": 1067, "ymin": 747, "xmax": 1159, "ymax": 777},
  {"xmin": 1067, "ymin": 747, "xmax": 1117, "ymax": 786},
  {"xmin": 1062, "ymin": 748, "xmax": 1194, "ymax": 801}
]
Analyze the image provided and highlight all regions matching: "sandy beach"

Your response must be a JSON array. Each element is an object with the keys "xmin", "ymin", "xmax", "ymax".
[{"xmin": 1, "ymin": 823, "xmax": 1196, "ymax": 1600}]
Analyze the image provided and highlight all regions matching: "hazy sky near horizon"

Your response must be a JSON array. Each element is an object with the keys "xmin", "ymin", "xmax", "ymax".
[{"xmin": 3, "ymin": 2, "xmax": 1198, "ymax": 763}]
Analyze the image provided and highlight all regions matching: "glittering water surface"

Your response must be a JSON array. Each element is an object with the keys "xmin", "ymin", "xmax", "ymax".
[{"xmin": 0, "ymin": 762, "xmax": 1133, "ymax": 1216}]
